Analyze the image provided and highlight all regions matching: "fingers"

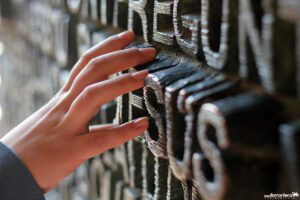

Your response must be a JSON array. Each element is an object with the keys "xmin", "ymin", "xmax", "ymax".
[
  {"xmin": 66, "ymin": 48, "xmax": 156, "ymax": 102},
  {"xmin": 89, "ymin": 124, "xmax": 115, "ymax": 132},
  {"xmin": 63, "ymin": 31, "xmax": 135, "ymax": 91},
  {"xmin": 79, "ymin": 117, "xmax": 148, "ymax": 158},
  {"xmin": 64, "ymin": 70, "xmax": 148, "ymax": 129}
]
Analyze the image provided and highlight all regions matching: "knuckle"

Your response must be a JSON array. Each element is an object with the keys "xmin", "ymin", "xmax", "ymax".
[
  {"xmin": 87, "ymin": 57, "xmax": 100, "ymax": 70},
  {"xmin": 81, "ymin": 85, "xmax": 95, "ymax": 100},
  {"xmin": 44, "ymin": 106, "xmax": 66, "ymax": 127},
  {"xmin": 127, "ymin": 48, "xmax": 141, "ymax": 55},
  {"xmin": 80, "ymin": 52, "xmax": 92, "ymax": 64},
  {"xmin": 86, "ymin": 57, "xmax": 108, "ymax": 79},
  {"xmin": 124, "ymin": 48, "xmax": 141, "ymax": 65}
]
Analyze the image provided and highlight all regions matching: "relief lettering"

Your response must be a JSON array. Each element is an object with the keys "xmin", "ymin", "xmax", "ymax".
[
  {"xmin": 100, "ymin": 0, "xmax": 114, "ymax": 25},
  {"xmin": 153, "ymin": 0, "xmax": 175, "ymax": 45},
  {"xmin": 144, "ymin": 63, "xmax": 198, "ymax": 158},
  {"xmin": 193, "ymin": 103, "xmax": 229, "ymax": 200},
  {"xmin": 173, "ymin": 0, "xmax": 202, "ymax": 56},
  {"xmin": 113, "ymin": 0, "xmax": 129, "ymax": 29},
  {"xmin": 165, "ymin": 70, "xmax": 208, "ymax": 180},
  {"xmin": 239, "ymin": 0, "xmax": 275, "ymax": 93},
  {"xmin": 193, "ymin": 93, "xmax": 279, "ymax": 200},
  {"xmin": 201, "ymin": 0, "xmax": 229, "ymax": 70},
  {"xmin": 128, "ymin": 0, "xmax": 153, "ymax": 42}
]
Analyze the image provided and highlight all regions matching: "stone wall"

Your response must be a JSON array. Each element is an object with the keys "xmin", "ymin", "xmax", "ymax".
[{"xmin": 0, "ymin": 0, "xmax": 300, "ymax": 200}]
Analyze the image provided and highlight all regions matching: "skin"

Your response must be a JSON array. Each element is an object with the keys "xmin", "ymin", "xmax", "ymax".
[{"xmin": 0, "ymin": 31, "xmax": 156, "ymax": 192}]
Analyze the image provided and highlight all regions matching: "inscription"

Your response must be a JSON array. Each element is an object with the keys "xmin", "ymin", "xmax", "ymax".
[
  {"xmin": 144, "ymin": 63, "xmax": 198, "ymax": 157},
  {"xmin": 173, "ymin": 0, "xmax": 202, "ymax": 56},
  {"xmin": 22, "ymin": 0, "xmax": 300, "ymax": 96},
  {"xmin": 201, "ymin": 0, "xmax": 229, "ymax": 69},
  {"xmin": 165, "ymin": 70, "xmax": 207, "ymax": 180},
  {"xmin": 153, "ymin": 0, "xmax": 175, "ymax": 46},
  {"xmin": 193, "ymin": 103, "xmax": 229, "ymax": 200},
  {"xmin": 128, "ymin": 0, "xmax": 152, "ymax": 42},
  {"xmin": 8, "ymin": 1, "xmax": 300, "ymax": 200},
  {"xmin": 239, "ymin": 0, "xmax": 275, "ymax": 93}
]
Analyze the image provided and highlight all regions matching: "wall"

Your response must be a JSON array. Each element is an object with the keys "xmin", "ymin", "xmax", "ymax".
[{"xmin": 0, "ymin": 0, "xmax": 300, "ymax": 200}]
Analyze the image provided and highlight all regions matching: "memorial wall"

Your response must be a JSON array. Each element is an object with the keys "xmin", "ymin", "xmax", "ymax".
[{"xmin": 0, "ymin": 0, "xmax": 300, "ymax": 199}]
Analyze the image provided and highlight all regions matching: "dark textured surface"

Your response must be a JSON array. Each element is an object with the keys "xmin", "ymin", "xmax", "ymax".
[{"xmin": 0, "ymin": 1, "xmax": 300, "ymax": 200}]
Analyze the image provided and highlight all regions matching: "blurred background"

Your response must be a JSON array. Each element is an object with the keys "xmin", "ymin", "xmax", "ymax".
[{"xmin": 0, "ymin": 0, "xmax": 60, "ymax": 136}]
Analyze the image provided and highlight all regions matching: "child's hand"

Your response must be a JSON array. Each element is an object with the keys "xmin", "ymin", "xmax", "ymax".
[{"xmin": 0, "ymin": 31, "xmax": 156, "ymax": 192}]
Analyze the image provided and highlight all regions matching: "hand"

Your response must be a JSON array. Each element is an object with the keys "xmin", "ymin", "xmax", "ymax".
[{"xmin": 0, "ymin": 31, "xmax": 156, "ymax": 192}]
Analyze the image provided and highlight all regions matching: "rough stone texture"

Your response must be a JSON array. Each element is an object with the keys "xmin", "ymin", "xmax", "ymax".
[{"xmin": 0, "ymin": 1, "xmax": 300, "ymax": 200}]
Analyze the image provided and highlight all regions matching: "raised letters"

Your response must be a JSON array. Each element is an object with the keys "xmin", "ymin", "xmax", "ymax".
[
  {"xmin": 165, "ymin": 70, "xmax": 208, "ymax": 180},
  {"xmin": 239, "ymin": 0, "xmax": 275, "ymax": 93},
  {"xmin": 201, "ymin": 0, "xmax": 229, "ymax": 70},
  {"xmin": 153, "ymin": 0, "xmax": 175, "ymax": 45},
  {"xmin": 100, "ymin": 0, "xmax": 114, "ymax": 25},
  {"xmin": 173, "ymin": 0, "xmax": 202, "ymax": 56},
  {"xmin": 193, "ymin": 93, "xmax": 279, "ymax": 200},
  {"xmin": 113, "ymin": 0, "xmax": 129, "ymax": 29},
  {"xmin": 144, "ymin": 63, "xmax": 198, "ymax": 157},
  {"xmin": 128, "ymin": 0, "xmax": 152, "ymax": 42}
]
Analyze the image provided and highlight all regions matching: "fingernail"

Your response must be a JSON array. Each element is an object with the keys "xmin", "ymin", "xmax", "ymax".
[
  {"xmin": 139, "ymin": 48, "xmax": 156, "ymax": 59},
  {"xmin": 132, "ymin": 70, "xmax": 148, "ymax": 80},
  {"xmin": 133, "ymin": 117, "xmax": 149, "ymax": 128},
  {"xmin": 118, "ymin": 30, "xmax": 134, "ymax": 41}
]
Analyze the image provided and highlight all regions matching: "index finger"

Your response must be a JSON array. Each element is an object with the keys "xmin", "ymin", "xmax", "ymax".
[{"xmin": 63, "ymin": 31, "xmax": 135, "ymax": 91}]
